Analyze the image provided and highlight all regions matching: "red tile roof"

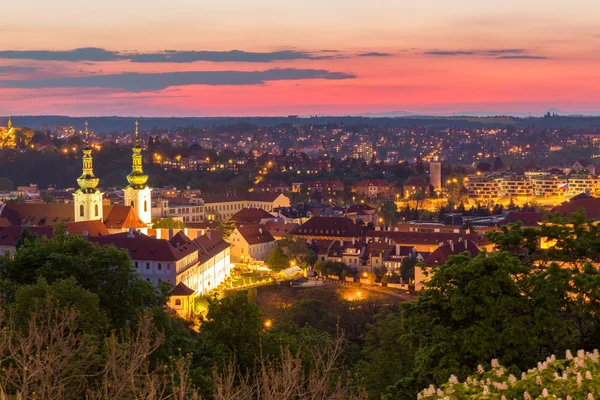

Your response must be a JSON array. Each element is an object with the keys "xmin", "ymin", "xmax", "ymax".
[
  {"xmin": 264, "ymin": 221, "xmax": 299, "ymax": 238},
  {"xmin": 365, "ymin": 230, "xmax": 487, "ymax": 247},
  {"xmin": 0, "ymin": 225, "xmax": 55, "ymax": 246},
  {"xmin": 502, "ymin": 211, "xmax": 544, "ymax": 227},
  {"xmin": 168, "ymin": 231, "xmax": 200, "ymax": 259},
  {"xmin": 103, "ymin": 205, "xmax": 147, "ymax": 229},
  {"xmin": 193, "ymin": 230, "xmax": 231, "ymax": 264},
  {"xmin": 89, "ymin": 233, "xmax": 182, "ymax": 262},
  {"xmin": 291, "ymin": 217, "xmax": 363, "ymax": 238},
  {"xmin": 570, "ymin": 192, "xmax": 596, "ymax": 202},
  {"xmin": 1, "ymin": 203, "xmax": 74, "ymax": 225},
  {"xmin": 236, "ymin": 224, "xmax": 275, "ymax": 245},
  {"xmin": 231, "ymin": 208, "xmax": 275, "ymax": 224},
  {"xmin": 0, "ymin": 203, "xmax": 146, "ymax": 230},
  {"xmin": 170, "ymin": 282, "xmax": 195, "ymax": 296},
  {"xmin": 422, "ymin": 240, "xmax": 480, "ymax": 267},
  {"xmin": 552, "ymin": 198, "xmax": 600, "ymax": 220}
]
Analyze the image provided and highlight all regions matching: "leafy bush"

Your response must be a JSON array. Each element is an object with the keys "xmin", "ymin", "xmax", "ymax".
[{"xmin": 420, "ymin": 349, "xmax": 600, "ymax": 399}]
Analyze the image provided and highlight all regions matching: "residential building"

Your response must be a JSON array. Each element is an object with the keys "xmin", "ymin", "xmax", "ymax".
[
  {"xmin": 152, "ymin": 197, "xmax": 205, "ymax": 223},
  {"xmin": 254, "ymin": 179, "xmax": 290, "ymax": 194},
  {"xmin": 229, "ymin": 224, "xmax": 277, "ymax": 264},
  {"xmin": 355, "ymin": 179, "xmax": 394, "ymax": 198},
  {"xmin": 202, "ymin": 192, "xmax": 290, "ymax": 221},
  {"xmin": 403, "ymin": 177, "xmax": 430, "ymax": 197}
]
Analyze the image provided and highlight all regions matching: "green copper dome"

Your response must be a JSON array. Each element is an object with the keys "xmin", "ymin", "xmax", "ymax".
[
  {"xmin": 127, "ymin": 147, "xmax": 149, "ymax": 188},
  {"xmin": 77, "ymin": 148, "xmax": 100, "ymax": 192}
]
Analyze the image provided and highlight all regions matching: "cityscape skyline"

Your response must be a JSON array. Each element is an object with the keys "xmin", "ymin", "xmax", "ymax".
[{"xmin": 2, "ymin": 0, "xmax": 600, "ymax": 116}]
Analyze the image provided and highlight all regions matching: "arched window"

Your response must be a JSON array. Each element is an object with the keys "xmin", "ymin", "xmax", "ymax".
[
  {"xmin": 144, "ymin": 200, "xmax": 147, "ymax": 212},
  {"xmin": 79, "ymin": 204, "xmax": 84, "ymax": 217},
  {"xmin": 175, "ymin": 299, "xmax": 181, "ymax": 306},
  {"xmin": 130, "ymin": 200, "xmax": 134, "ymax": 207},
  {"xmin": 95, "ymin": 204, "xmax": 99, "ymax": 217}
]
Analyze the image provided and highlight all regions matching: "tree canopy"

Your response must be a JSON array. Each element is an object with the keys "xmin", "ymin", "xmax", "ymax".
[
  {"xmin": 0, "ymin": 224, "xmax": 162, "ymax": 329},
  {"xmin": 268, "ymin": 245, "xmax": 290, "ymax": 272}
]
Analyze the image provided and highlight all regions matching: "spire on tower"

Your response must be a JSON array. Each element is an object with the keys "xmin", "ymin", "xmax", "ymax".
[
  {"xmin": 127, "ymin": 121, "xmax": 148, "ymax": 189},
  {"xmin": 76, "ymin": 121, "xmax": 99, "ymax": 192},
  {"xmin": 7, "ymin": 116, "xmax": 12, "ymax": 130}
]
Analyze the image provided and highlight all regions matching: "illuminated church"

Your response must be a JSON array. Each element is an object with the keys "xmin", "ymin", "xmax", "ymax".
[
  {"xmin": 0, "ymin": 121, "xmax": 150, "ymax": 232},
  {"xmin": 0, "ymin": 117, "xmax": 18, "ymax": 148},
  {"xmin": 0, "ymin": 121, "xmax": 233, "ymax": 299}
]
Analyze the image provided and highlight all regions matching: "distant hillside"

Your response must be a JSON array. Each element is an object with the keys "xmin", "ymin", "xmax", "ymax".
[{"xmin": 8, "ymin": 115, "xmax": 600, "ymax": 133}]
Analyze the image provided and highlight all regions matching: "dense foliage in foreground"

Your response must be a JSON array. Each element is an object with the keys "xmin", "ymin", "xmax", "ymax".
[{"xmin": 1, "ymin": 212, "xmax": 600, "ymax": 398}]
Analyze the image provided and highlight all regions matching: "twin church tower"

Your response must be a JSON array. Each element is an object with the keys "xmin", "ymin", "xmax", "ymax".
[{"xmin": 73, "ymin": 121, "xmax": 152, "ymax": 225}]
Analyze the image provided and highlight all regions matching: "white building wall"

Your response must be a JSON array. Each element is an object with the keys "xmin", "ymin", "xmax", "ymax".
[
  {"xmin": 176, "ymin": 247, "xmax": 231, "ymax": 294},
  {"xmin": 124, "ymin": 186, "xmax": 152, "ymax": 225},
  {"xmin": 131, "ymin": 259, "xmax": 177, "ymax": 285},
  {"xmin": 73, "ymin": 191, "xmax": 103, "ymax": 222}
]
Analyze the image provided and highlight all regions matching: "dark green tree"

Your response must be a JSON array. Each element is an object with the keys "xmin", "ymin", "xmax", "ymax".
[
  {"xmin": 400, "ymin": 256, "xmax": 417, "ymax": 283},
  {"xmin": 216, "ymin": 217, "xmax": 236, "ymax": 239},
  {"xmin": 152, "ymin": 218, "xmax": 185, "ymax": 229},
  {"xmin": 268, "ymin": 245, "xmax": 290, "ymax": 272},
  {"xmin": 379, "ymin": 200, "xmax": 399, "ymax": 226},
  {"xmin": 15, "ymin": 227, "xmax": 37, "ymax": 250},
  {"xmin": 199, "ymin": 292, "xmax": 263, "ymax": 372},
  {"xmin": 41, "ymin": 191, "xmax": 55, "ymax": 203},
  {"xmin": 357, "ymin": 312, "xmax": 415, "ymax": 399},
  {"xmin": 0, "ymin": 177, "xmax": 14, "ymax": 191},
  {"xmin": 0, "ymin": 224, "xmax": 162, "ymax": 329},
  {"xmin": 13, "ymin": 277, "xmax": 108, "ymax": 335}
]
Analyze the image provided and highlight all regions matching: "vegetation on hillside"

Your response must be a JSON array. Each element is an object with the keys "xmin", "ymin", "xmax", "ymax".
[{"xmin": 0, "ymin": 213, "xmax": 599, "ymax": 398}]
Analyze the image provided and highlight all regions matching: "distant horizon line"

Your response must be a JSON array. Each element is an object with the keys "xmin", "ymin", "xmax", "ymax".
[{"xmin": 4, "ymin": 112, "xmax": 600, "ymax": 119}]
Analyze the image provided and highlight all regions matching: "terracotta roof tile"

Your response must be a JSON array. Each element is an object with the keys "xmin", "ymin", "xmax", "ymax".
[
  {"xmin": 170, "ymin": 282, "xmax": 195, "ymax": 296},
  {"xmin": 103, "ymin": 205, "xmax": 147, "ymax": 229},
  {"xmin": 236, "ymin": 224, "xmax": 275, "ymax": 245},
  {"xmin": 552, "ymin": 198, "xmax": 600, "ymax": 220},
  {"xmin": 423, "ymin": 240, "xmax": 480, "ymax": 267},
  {"xmin": 291, "ymin": 217, "xmax": 362, "ymax": 238},
  {"xmin": 231, "ymin": 208, "xmax": 275, "ymax": 224}
]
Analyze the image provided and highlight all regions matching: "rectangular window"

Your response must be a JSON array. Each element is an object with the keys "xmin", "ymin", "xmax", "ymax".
[
  {"xmin": 158, "ymin": 263, "xmax": 162, "ymax": 270},
  {"xmin": 135, "ymin": 261, "xmax": 139, "ymax": 268},
  {"xmin": 146, "ymin": 263, "xmax": 150, "ymax": 270}
]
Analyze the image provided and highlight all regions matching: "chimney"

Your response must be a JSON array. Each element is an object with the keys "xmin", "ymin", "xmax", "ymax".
[
  {"xmin": 168, "ymin": 228, "xmax": 174, "ymax": 239},
  {"xmin": 206, "ymin": 230, "xmax": 213, "ymax": 240},
  {"xmin": 82, "ymin": 231, "xmax": 88, "ymax": 237},
  {"xmin": 127, "ymin": 227, "xmax": 135, "ymax": 238},
  {"xmin": 258, "ymin": 228, "xmax": 263, "ymax": 234},
  {"xmin": 448, "ymin": 240, "xmax": 454, "ymax": 251}
]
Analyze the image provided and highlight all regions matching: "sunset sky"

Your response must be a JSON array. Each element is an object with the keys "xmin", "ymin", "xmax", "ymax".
[{"xmin": 1, "ymin": 0, "xmax": 600, "ymax": 116}]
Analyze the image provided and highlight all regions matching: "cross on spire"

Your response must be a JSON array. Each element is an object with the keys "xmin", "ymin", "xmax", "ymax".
[
  {"xmin": 85, "ymin": 121, "xmax": 89, "ymax": 147},
  {"xmin": 135, "ymin": 120, "xmax": 139, "ymax": 147}
]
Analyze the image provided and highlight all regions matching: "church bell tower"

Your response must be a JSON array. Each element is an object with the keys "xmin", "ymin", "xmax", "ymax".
[
  {"xmin": 73, "ymin": 122, "xmax": 103, "ymax": 222},
  {"xmin": 123, "ymin": 121, "xmax": 152, "ymax": 225}
]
